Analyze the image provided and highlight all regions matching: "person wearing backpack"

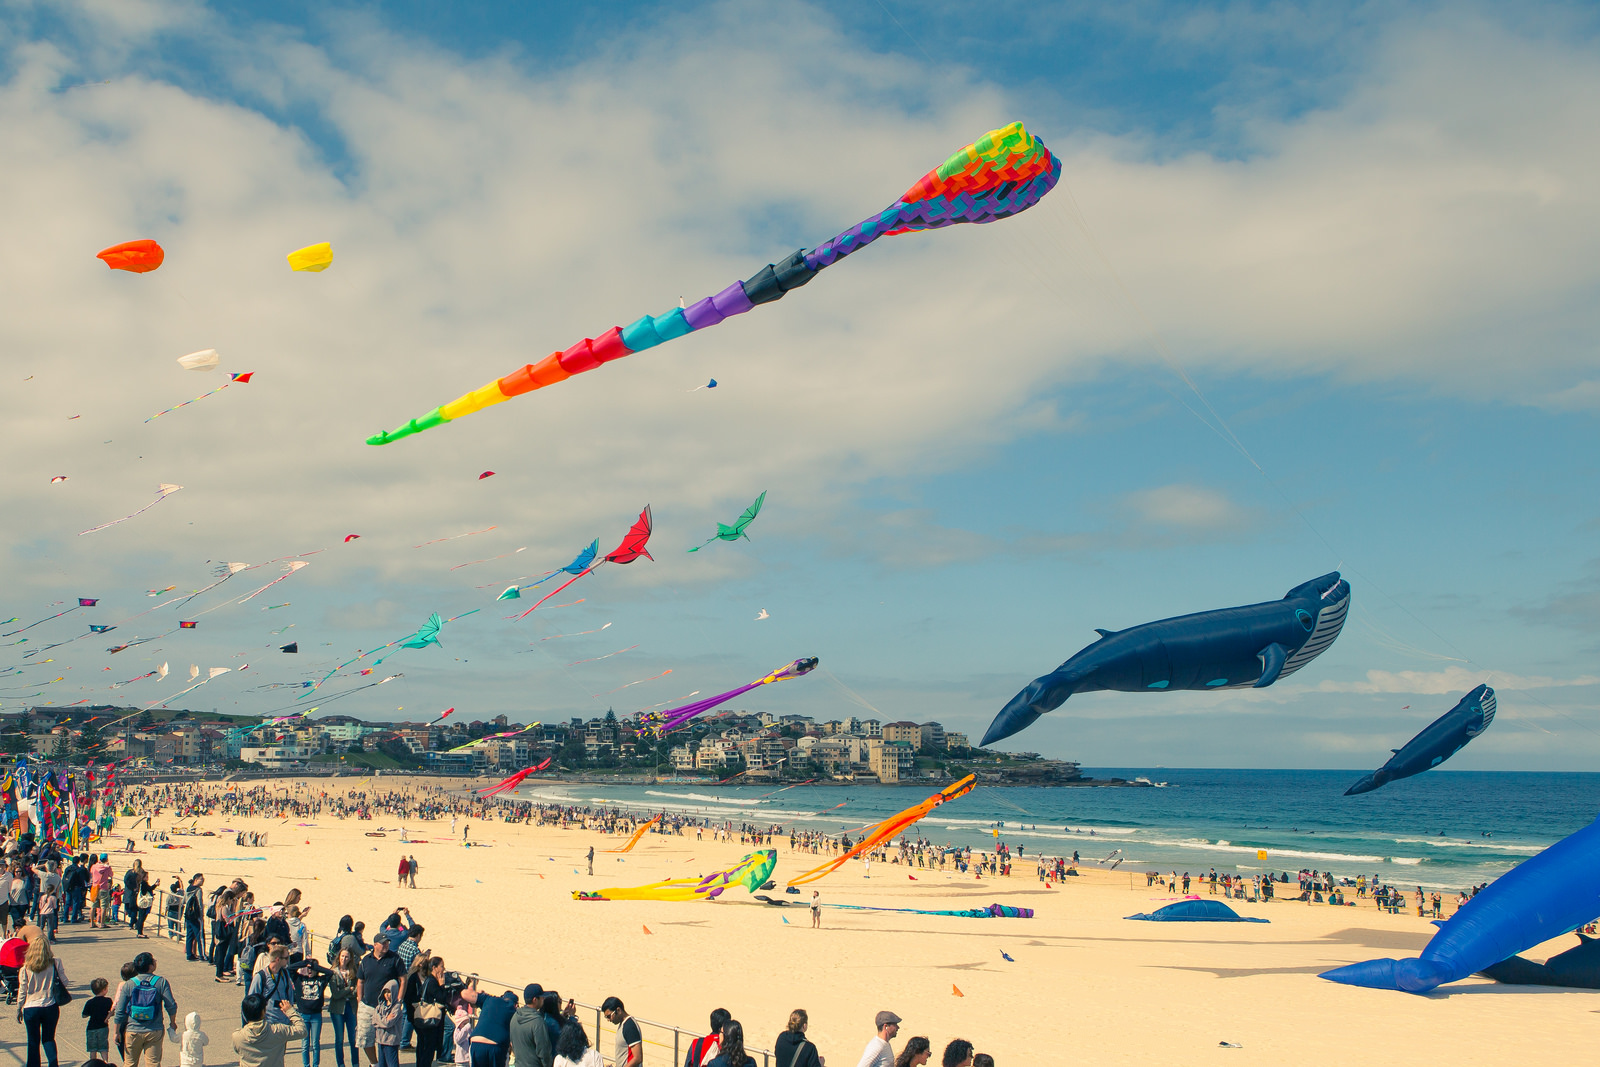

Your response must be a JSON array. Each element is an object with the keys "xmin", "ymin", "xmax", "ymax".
[{"xmin": 113, "ymin": 951, "xmax": 178, "ymax": 1067}]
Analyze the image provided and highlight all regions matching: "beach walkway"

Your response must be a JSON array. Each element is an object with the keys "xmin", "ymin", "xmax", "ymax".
[{"xmin": 0, "ymin": 919, "xmax": 255, "ymax": 1067}]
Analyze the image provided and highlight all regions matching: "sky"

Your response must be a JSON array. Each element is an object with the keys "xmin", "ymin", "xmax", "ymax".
[{"xmin": 2, "ymin": 0, "xmax": 1599, "ymax": 769}]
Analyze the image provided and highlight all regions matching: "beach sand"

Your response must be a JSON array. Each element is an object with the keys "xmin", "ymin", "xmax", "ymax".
[{"xmin": 120, "ymin": 776, "xmax": 1593, "ymax": 1065}]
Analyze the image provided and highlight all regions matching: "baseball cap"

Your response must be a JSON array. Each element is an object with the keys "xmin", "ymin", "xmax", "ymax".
[
  {"xmin": 875, "ymin": 1011, "xmax": 901, "ymax": 1029},
  {"xmin": 525, "ymin": 984, "xmax": 544, "ymax": 1004}
]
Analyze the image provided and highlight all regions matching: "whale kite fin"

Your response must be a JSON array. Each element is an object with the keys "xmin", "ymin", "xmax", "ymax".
[
  {"xmin": 1254, "ymin": 643, "xmax": 1288, "ymax": 688},
  {"xmin": 1319, "ymin": 957, "xmax": 1453, "ymax": 993},
  {"xmin": 1094, "ymin": 629, "xmax": 1116, "ymax": 639}
]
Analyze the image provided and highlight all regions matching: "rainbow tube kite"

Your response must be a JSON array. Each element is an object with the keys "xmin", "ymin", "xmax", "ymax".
[
  {"xmin": 574, "ymin": 849, "xmax": 776, "ymax": 902},
  {"xmin": 639, "ymin": 657, "xmax": 818, "ymax": 737},
  {"xmin": 787, "ymin": 775, "xmax": 976, "ymax": 887},
  {"xmin": 368, "ymin": 122, "xmax": 1059, "ymax": 445}
]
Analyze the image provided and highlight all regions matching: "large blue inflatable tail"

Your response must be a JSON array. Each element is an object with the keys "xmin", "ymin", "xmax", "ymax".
[{"xmin": 1318, "ymin": 957, "xmax": 1456, "ymax": 994}]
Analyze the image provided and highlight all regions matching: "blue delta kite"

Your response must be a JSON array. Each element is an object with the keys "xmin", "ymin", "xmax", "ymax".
[
  {"xmin": 982, "ymin": 573, "xmax": 1351, "ymax": 746},
  {"xmin": 1344, "ymin": 685, "xmax": 1496, "ymax": 796}
]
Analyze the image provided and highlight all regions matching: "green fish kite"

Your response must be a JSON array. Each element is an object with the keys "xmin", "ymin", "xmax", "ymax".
[{"xmin": 688, "ymin": 491, "xmax": 767, "ymax": 552}]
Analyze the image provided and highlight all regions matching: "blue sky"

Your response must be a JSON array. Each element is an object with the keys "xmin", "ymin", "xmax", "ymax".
[{"xmin": 2, "ymin": 0, "xmax": 1599, "ymax": 769}]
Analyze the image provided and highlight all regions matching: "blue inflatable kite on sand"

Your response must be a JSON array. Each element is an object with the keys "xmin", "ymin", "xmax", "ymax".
[
  {"xmin": 1320, "ymin": 813, "xmax": 1600, "ymax": 994},
  {"xmin": 983, "ymin": 572, "xmax": 1351, "ymax": 746},
  {"xmin": 1344, "ymin": 684, "xmax": 1496, "ymax": 795},
  {"xmin": 1480, "ymin": 933, "xmax": 1600, "ymax": 989},
  {"xmin": 1126, "ymin": 900, "xmax": 1268, "ymax": 923}
]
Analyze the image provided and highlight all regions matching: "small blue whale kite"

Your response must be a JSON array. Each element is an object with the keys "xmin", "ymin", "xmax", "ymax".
[
  {"xmin": 983, "ymin": 572, "xmax": 1351, "ymax": 746},
  {"xmin": 1126, "ymin": 899, "xmax": 1268, "ymax": 923},
  {"xmin": 1345, "ymin": 685, "xmax": 1496, "ymax": 795}
]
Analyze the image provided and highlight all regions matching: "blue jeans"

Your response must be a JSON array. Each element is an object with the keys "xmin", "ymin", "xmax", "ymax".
[
  {"xmin": 24, "ymin": 1004, "xmax": 59, "ymax": 1067},
  {"xmin": 469, "ymin": 1043, "xmax": 506, "ymax": 1067},
  {"xmin": 186, "ymin": 918, "xmax": 205, "ymax": 960},
  {"xmin": 301, "ymin": 1012, "xmax": 325, "ymax": 1067},
  {"xmin": 329, "ymin": 1001, "xmax": 357, "ymax": 1067},
  {"xmin": 378, "ymin": 1045, "xmax": 400, "ymax": 1067}
]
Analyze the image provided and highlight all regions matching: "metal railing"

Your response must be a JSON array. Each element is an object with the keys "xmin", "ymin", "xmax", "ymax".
[{"xmin": 144, "ymin": 892, "xmax": 773, "ymax": 1067}]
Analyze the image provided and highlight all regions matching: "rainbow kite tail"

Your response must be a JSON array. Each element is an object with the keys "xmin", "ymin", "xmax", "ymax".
[{"xmin": 366, "ymin": 122, "xmax": 1058, "ymax": 446}]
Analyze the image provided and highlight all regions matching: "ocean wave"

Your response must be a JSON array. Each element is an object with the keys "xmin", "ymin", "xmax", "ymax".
[
  {"xmin": 645, "ymin": 790, "xmax": 768, "ymax": 805},
  {"xmin": 1384, "ymin": 836, "xmax": 1546, "ymax": 853}
]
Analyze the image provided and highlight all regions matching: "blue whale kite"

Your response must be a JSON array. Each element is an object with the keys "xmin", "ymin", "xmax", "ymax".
[
  {"xmin": 1344, "ymin": 684, "xmax": 1496, "ymax": 795},
  {"xmin": 982, "ymin": 572, "xmax": 1351, "ymax": 746},
  {"xmin": 1321, "ymin": 813, "xmax": 1600, "ymax": 994}
]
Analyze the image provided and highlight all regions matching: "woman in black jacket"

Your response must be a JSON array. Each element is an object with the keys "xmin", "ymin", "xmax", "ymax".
[
  {"xmin": 774, "ymin": 1011, "xmax": 822, "ymax": 1067},
  {"xmin": 405, "ymin": 954, "xmax": 453, "ymax": 1067}
]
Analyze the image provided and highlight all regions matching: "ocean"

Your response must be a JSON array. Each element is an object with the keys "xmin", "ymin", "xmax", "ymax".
[{"xmin": 510, "ymin": 768, "xmax": 1600, "ymax": 891}]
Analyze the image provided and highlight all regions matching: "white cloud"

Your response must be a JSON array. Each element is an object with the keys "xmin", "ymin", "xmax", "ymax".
[
  {"xmin": 1309, "ymin": 666, "xmax": 1600, "ymax": 695},
  {"xmin": 1121, "ymin": 483, "xmax": 1247, "ymax": 529},
  {"xmin": 2, "ymin": 3, "xmax": 1600, "ymax": 737}
]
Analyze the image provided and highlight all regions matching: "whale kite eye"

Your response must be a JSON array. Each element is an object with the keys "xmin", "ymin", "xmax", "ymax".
[{"xmin": 1296, "ymin": 608, "xmax": 1314, "ymax": 631}]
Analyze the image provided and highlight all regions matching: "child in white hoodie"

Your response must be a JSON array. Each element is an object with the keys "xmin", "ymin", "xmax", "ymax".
[{"xmin": 181, "ymin": 1011, "xmax": 210, "ymax": 1067}]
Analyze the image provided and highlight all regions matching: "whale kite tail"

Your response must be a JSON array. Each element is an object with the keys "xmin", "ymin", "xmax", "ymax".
[
  {"xmin": 982, "ymin": 667, "xmax": 1094, "ymax": 746},
  {"xmin": 1318, "ymin": 957, "xmax": 1455, "ymax": 994}
]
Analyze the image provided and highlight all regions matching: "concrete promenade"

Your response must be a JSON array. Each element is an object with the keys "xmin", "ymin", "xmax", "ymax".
[{"xmin": 0, "ymin": 915, "xmax": 285, "ymax": 1067}]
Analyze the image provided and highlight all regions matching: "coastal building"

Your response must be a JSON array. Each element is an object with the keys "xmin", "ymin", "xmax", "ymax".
[
  {"xmin": 239, "ymin": 744, "xmax": 311, "ymax": 770},
  {"xmin": 918, "ymin": 721, "xmax": 945, "ymax": 754},
  {"xmin": 866, "ymin": 739, "xmax": 915, "ymax": 783},
  {"xmin": 882, "ymin": 721, "xmax": 920, "ymax": 746}
]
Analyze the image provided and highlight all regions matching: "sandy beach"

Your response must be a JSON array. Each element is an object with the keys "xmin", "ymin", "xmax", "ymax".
[{"xmin": 102, "ymin": 775, "xmax": 1594, "ymax": 1066}]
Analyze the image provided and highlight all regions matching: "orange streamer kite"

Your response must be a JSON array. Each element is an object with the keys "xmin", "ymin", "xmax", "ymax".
[
  {"xmin": 786, "ymin": 775, "xmax": 976, "ymax": 888},
  {"xmin": 605, "ymin": 813, "xmax": 661, "ymax": 853}
]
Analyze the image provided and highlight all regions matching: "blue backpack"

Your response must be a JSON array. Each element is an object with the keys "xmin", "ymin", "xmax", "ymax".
[{"xmin": 128, "ymin": 976, "xmax": 161, "ymax": 1025}]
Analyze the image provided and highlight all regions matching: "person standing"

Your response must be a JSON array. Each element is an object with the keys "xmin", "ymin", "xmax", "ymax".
[
  {"xmin": 685, "ymin": 1009, "xmax": 729, "ymax": 1067},
  {"xmin": 773, "ymin": 1010, "xmax": 820, "ymax": 1067},
  {"xmin": 374, "ymin": 981, "xmax": 404, "ymax": 1067},
  {"xmin": 407, "ymin": 957, "xmax": 453, "ymax": 1067},
  {"xmin": 327, "ymin": 949, "xmax": 359, "ymax": 1067},
  {"xmin": 89, "ymin": 856, "xmax": 112, "ymax": 929},
  {"xmin": 601, "ymin": 998, "xmax": 642, "ymax": 1067},
  {"xmin": 183, "ymin": 876, "xmax": 206, "ymax": 962},
  {"xmin": 291, "ymin": 957, "xmax": 331, "ymax": 1067},
  {"xmin": 552, "ymin": 1019, "xmax": 601, "ymax": 1067},
  {"xmin": 892, "ymin": 1039, "xmax": 929, "ymax": 1067},
  {"xmin": 810, "ymin": 891, "xmax": 821, "ymax": 929},
  {"xmin": 856, "ymin": 1012, "xmax": 899, "ymax": 1067},
  {"xmin": 460, "ymin": 985, "xmax": 517, "ymax": 1067},
  {"xmin": 17, "ymin": 930, "xmax": 69, "ymax": 1067},
  {"xmin": 509, "ymin": 983, "xmax": 552, "ymax": 1067},
  {"xmin": 396, "ymin": 857, "xmax": 409, "ymax": 888},
  {"xmin": 704, "ymin": 1022, "xmax": 753, "ymax": 1067},
  {"xmin": 83, "ymin": 976, "xmax": 114, "ymax": 1060},
  {"xmin": 407, "ymin": 859, "xmax": 417, "ymax": 890},
  {"xmin": 356, "ymin": 931, "xmax": 405, "ymax": 1065},
  {"xmin": 249, "ymin": 947, "xmax": 294, "ymax": 1026},
  {"xmin": 114, "ymin": 950, "xmax": 179, "ymax": 1067},
  {"xmin": 233, "ymin": 993, "xmax": 306, "ymax": 1067}
]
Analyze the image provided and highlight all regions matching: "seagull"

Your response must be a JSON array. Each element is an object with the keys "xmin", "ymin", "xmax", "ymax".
[{"xmin": 755, "ymin": 609, "xmax": 769, "ymax": 620}]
